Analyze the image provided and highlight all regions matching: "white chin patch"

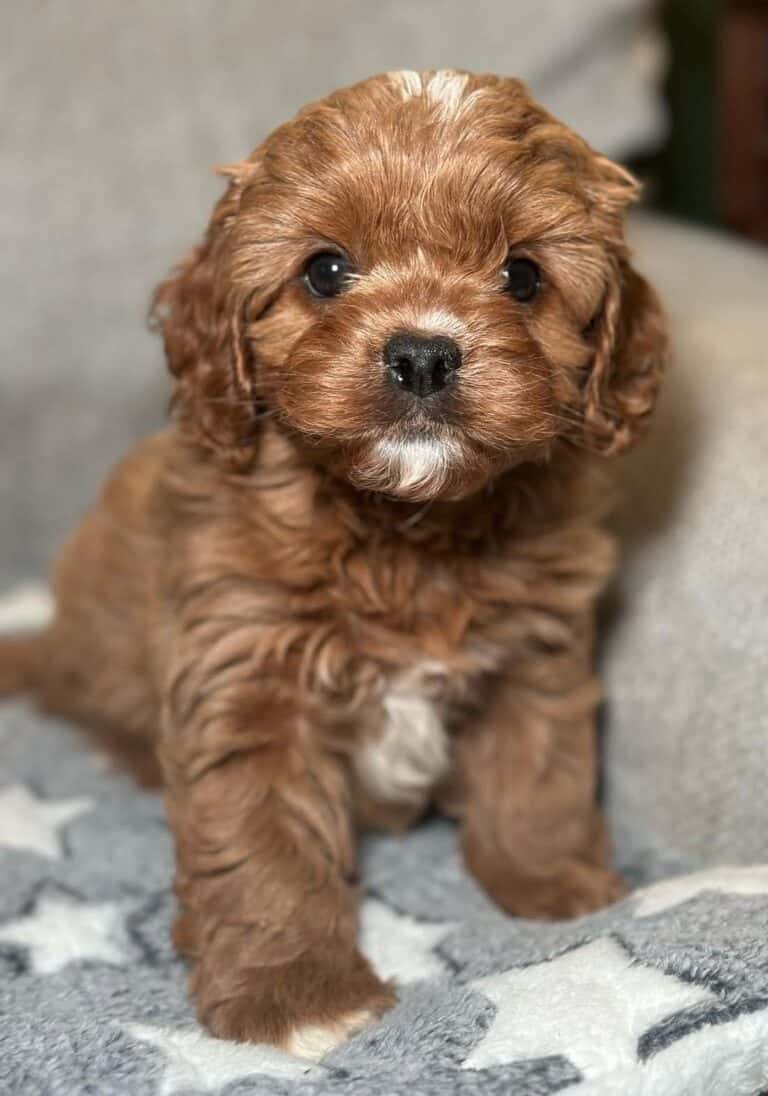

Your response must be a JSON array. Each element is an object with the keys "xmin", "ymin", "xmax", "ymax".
[
  {"xmin": 369, "ymin": 436, "xmax": 461, "ymax": 497},
  {"xmin": 285, "ymin": 1009, "xmax": 374, "ymax": 1061}
]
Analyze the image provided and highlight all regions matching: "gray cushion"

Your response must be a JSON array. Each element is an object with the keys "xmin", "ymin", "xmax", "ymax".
[{"xmin": 606, "ymin": 215, "xmax": 768, "ymax": 873}]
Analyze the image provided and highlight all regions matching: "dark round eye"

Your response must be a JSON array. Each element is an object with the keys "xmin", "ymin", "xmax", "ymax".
[
  {"xmin": 302, "ymin": 252, "xmax": 355, "ymax": 298},
  {"xmin": 502, "ymin": 257, "xmax": 540, "ymax": 302}
]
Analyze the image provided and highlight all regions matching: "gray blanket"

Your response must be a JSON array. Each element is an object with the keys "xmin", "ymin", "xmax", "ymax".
[{"xmin": 2, "ymin": 588, "xmax": 768, "ymax": 1096}]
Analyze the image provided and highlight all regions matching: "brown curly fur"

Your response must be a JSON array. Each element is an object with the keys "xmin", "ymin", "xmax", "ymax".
[{"xmin": 0, "ymin": 71, "xmax": 666, "ymax": 1053}]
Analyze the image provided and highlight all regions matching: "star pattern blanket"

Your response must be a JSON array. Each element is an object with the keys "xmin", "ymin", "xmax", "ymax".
[{"xmin": 2, "ymin": 587, "xmax": 768, "ymax": 1096}]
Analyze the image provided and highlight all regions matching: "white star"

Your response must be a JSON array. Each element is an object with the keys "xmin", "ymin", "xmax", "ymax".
[
  {"xmin": 0, "ymin": 784, "xmax": 92, "ymax": 858},
  {"xmin": 633, "ymin": 866, "xmax": 768, "ymax": 918},
  {"xmin": 0, "ymin": 583, "xmax": 53, "ymax": 632},
  {"xmin": 359, "ymin": 898, "xmax": 452, "ymax": 984},
  {"xmin": 0, "ymin": 894, "xmax": 130, "ymax": 973},
  {"xmin": 125, "ymin": 1023, "xmax": 318, "ymax": 1095},
  {"xmin": 576, "ymin": 1003, "xmax": 768, "ymax": 1095},
  {"xmin": 463, "ymin": 936, "xmax": 715, "ymax": 1078}
]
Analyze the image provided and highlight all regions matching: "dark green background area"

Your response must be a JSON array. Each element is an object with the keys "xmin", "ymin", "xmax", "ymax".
[{"xmin": 655, "ymin": 0, "xmax": 721, "ymax": 226}]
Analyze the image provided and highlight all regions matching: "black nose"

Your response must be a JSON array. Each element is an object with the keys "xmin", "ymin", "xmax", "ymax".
[{"xmin": 383, "ymin": 332, "xmax": 462, "ymax": 398}]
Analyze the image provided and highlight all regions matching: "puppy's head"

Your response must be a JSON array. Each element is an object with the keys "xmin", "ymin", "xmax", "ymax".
[{"xmin": 152, "ymin": 71, "xmax": 666, "ymax": 500}]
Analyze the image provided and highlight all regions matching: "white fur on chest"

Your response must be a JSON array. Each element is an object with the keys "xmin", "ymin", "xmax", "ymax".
[{"xmin": 354, "ymin": 664, "xmax": 450, "ymax": 805}]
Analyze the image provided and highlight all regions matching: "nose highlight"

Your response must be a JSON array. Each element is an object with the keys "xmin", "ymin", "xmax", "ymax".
[{"xmin": 383, "ymin": 332, "xmax": 461, "ymax": 399}]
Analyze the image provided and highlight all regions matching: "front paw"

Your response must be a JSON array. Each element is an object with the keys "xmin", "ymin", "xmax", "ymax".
[
  {"xmin": 478, "ymin": 860, "xmax": 626, "ymax": 920},
  {"xmin": 202, "ymin": 947, "xmax": 395, "ymax": 1058}
]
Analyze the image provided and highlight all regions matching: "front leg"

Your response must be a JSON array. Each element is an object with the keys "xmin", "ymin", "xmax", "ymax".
[
  {"xmin": 459, "ymin": 633, "xmax": 625, "ymax": 919},
  {"xmin": 160, "ymin": 669, "xmax": 393, "ymax": 1054}
]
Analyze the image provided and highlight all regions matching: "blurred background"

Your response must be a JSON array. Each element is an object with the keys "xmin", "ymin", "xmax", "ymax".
[
  {"xmin": 2, "ymin": 0, "xmax": 766, "ymax": 576},
  {"xmin": 1, "ymin": 0, "xmax": 767, "ymax": 872}
]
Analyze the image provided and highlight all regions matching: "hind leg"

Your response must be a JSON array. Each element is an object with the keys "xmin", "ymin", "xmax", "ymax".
[
  {"xmin": 0, "ymin": 634, "xmax": 41, "ymax": 696},
  {"xmin": 24, "ymin": 450, "xmax": 170, "ymax": 781},
  {"xmin": 32, "ymin": 545, "xmax": 160, "ymax": 783}
]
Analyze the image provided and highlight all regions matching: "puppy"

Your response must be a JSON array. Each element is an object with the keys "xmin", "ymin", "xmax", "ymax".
[{"xmin": 0, "ymin": 70, "xmax": 666, "ymax": 1055}]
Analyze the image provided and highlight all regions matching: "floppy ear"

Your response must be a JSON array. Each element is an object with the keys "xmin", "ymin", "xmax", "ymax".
[
  {"xmin": 149, "ymin": 165, "xmax": 260, "ymax": 468},
  {"xmin": 575, "ymin": 153, "xmax": 668, "ymax": 457},
  {"xmin": 582, "ymin": 256, "xmax": 668, "ymax": 457}
]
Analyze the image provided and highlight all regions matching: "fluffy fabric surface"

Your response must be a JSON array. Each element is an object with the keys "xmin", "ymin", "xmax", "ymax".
[{"xmin": 2, "ymin": 676, "xmax": 768, "ymax": 1095}]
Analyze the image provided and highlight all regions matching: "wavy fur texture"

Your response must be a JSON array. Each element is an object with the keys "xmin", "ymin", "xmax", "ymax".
[{"xmin": 1, "ymin": 71, "xmax": 666, "ymax": 1054}]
